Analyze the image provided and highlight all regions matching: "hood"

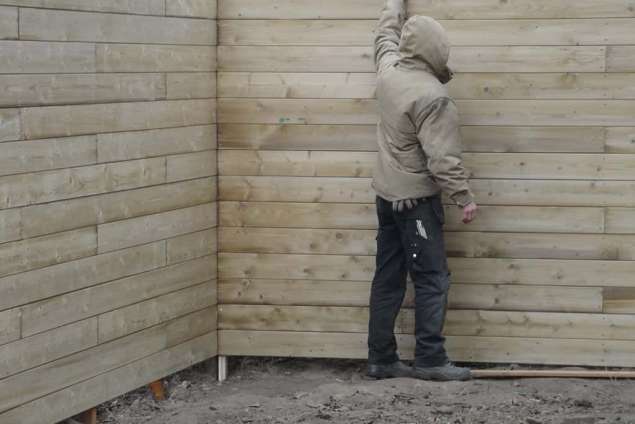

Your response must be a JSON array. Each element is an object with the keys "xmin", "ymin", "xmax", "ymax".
[{"xmin": 398, "ymin": 15, "xmax": 453, "ymax": 84}]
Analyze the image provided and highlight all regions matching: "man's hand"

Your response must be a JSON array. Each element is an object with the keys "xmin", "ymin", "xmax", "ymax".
[
  {"xmin": 461, "ymin": 202, "xmax": 478, "ymax": 224},
  {"xmin": 392, "ymin": 198, "xmax": 419, "ymax": 213}
]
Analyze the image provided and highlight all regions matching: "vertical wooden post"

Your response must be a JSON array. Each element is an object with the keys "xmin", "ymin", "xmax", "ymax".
[
  {"xmin": 78, "ymin": 407, "xmax": 97, "ymax": 424},
  {"xmin": 218, "ymin": 356, "xmax": 228, "ymax": 382},
  {"xmin": 149, "ymin": 380, "xmax": 166, "ymax": 401}
]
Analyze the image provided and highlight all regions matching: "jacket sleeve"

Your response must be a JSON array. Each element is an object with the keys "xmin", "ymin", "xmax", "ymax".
[
  {"xmin": 415, "ymin": 97, "xmax": 475, "ymax": 207},
  {"xmin": 374, "ymin": 0, "xmax": 406, "ymax": 74}
]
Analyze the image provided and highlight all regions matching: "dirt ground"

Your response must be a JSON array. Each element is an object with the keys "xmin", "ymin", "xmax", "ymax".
[{"xmin": 95, "ymin": 358, "xmax": 635, "ymax": 424}]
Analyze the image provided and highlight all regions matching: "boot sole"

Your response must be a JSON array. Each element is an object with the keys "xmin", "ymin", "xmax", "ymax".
[{"xmin": 412, "ymin": 370, "xmax": 472, "ymax": 382}]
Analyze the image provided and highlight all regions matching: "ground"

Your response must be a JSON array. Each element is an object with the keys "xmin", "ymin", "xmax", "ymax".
[{"xmin": 95, "ymin": 358, "xmax": 635, "ymax": 424}]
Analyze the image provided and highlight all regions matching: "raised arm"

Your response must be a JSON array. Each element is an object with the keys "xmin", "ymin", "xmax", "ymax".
[{"xmin": 375, "ymin": 0, "xmax": 406, "ymax": 74}]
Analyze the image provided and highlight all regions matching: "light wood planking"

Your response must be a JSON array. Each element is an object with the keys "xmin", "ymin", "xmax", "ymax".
[
  {"xmin": 0, "ymin": 158, "xmax": 166, "ymax": 209},
  {"xmin": 98, "ymin": 203, "xmax": 217, "ymax": 253},
  {"xmin": 0, "ymin": 0, "xmax": 165, "ymax": 15},
  {"xmin": 0, "ymin": 6, "xmax": 17, "ymax": 39},
  {"xmin": 604, "ymin": 287, "xmax": 635, "ymax": 314},
  {"xmin": 97, "ymin": 125, "xmax": 216, "ymax": 163},
  {"xmin": 219, "ymin": 123, "xmax": 607, "ymax": 153},
  {"xmin": 0, "ymin": 309, "xmax": 215, "ymax": 414},
  {"xmin": 20, "ymin": 9, "xmax": 216, "ymax": 45},
  {"xmin": 219, "ymin": 72, "xmax": 635, "ymax": 100},
  {"xmin": 220, "ymin": 150, "xmax": 635, "ymax": 180},
  {"xmin": 219, "ymin": 202, "xmax": 604, "ymax": 234},
  {"xmin": 0, "ymin": 74, "xmax": 165, "ymax": 108},
  {"xmin": 99, "ymin": 281, "xmax": 217, "ymax": 342},
  {"xmin": 220, "ymin": 253, "xmax": 635, "ymax": 288},
  {"xmin": 22, "ymin": 178, "xmax": 216, "ymax": 238},
  {"xmin": 0, "ymin": 228, "xmax": 96, "ymax": 279},
  {"xmin": 219, "ymin": 330, "xmax": 635, "ymax": 367},
  {"xmin": 166, "ymin": 228, "xmax": 218, "ymax": 265},
  {"xmin": 220, "ymin": 305, "xmax": 635, "ymax": 339},
  {"xmin": 96, "ymin": 44, "xmax": 216, "ymax": 73},
  {"xmin": 0, "ymin": 242, "xmax": 166, "ymax": 311},
  {"xmin": 606, "ymin": 128, "xmax": 635, "ymax": 153},
  {"xmin": 607, "ymin": 46, "xmax": 635, "ymax": 72},
  {"xmin": 0, "ymin": 319, "xmax": 97, "ymax": 379},
  {"xmin": 0, "ymin": 136, "xmax": 96, "ymax": 177},
  {"xmin": 219, "ymin": 99, "xmax": 635, "ymax": 127},
  {"xmin": 167, "ymin": 72, "xmax": 217, "ymax": 100},
  {"xmin": 0, "ymin": 41, "xmax": 95, "ymax": 74},
  {"xmin": 218, "ymin": 46, "xmax": 606, "ymax": 73},
  {"xmin": 0, "ymin": 332, "xmax": 217, "ymax": 424},
  {"xmin": 0, "ymin": 308, "xmax": 20, "ymax": 346},
  {"xmin": 221, "ymin": 176, "xmax": 635, "ymax": 207},
  {"xmin": 220, "ymin": 19, "xmax": 635, "ymax": 47},
  {"xmin": 167, "ymin": 0, "xmax": 217, "ymax": 18},
  {"xmin": 21, "ymin": 256, "xmax": 216, "ymax": 337},
  {"xmin": 0, "ymin": 108, "xmax": 21, "ymax": 142},
  {"xmin": 218, "ymin": 0, "xmax": 635, "ymax": 19},
  {"xmin": 221, "ymin": 227, "xmax": 635, "ymax": 261},
  {"xmin": 167, "ymin": 150, "xmax": 218, "ymax": 182},
  {"xmin": 606, "ymin": 208, "xmax": 635, "ymax": 234},
  {"xmin": 22, "ymin": 99, "xmax": 216, "ymax": 139},
  {"xmin": 0, "ymin": 209, "xmax": 21, "ymax": 245}
]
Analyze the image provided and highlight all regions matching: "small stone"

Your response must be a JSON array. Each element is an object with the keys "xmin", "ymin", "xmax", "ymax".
[
  {"xmin": 527, "ymin": 418, "xmax": 542, "ymax": 424},
  {"xmin": 574, "ymin": 399, "xmax": 593, "ymax": 408},
  {"xmin": 433, "ymin": 406, "xmax": 454, "ymax": 415}
]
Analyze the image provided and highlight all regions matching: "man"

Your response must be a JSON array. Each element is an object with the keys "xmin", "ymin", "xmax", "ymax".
[{"xmin": 367, "ymin": 0, "xmax": 478, "ymax": 381}]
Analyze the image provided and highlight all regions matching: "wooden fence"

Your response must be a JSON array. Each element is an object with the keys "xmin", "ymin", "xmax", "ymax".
[
  {"xmin": 216, "ymin": 0, "xmax": 635, "ymax": 366},
  {"xmin": 0, "ymin": 1, "xmax": 217, "ymax": 423}
]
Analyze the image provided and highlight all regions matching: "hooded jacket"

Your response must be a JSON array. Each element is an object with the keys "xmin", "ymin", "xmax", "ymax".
[{"xmin": 372, "ymin": 0, "xmax": 474, "ymax": 207}]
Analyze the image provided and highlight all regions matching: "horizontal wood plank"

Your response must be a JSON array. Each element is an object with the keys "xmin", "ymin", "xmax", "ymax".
[
  {"xmin": 96, "ymin": 44, "xmax": 216, "ymax": 73},
  {"xmin": 0, "ymin": 6, "xmax": 16, "ymax": 39},
  {"xmin": 0, "ymin": 332, "xmax": 217, "ymax": 424},
  {"xmin": 0, "ymin": 158, "xmax": 166, "ymax": 209},
  {"xmin": 167, "ymin": 72, "xmax": 217, "ymax": 100},
  {"xmin": 219, "ymin": 202, "xmax": 604, "ymax": 234},
  {"xmin": 98, "ymin": 203, "xmax": 217, "ymax": 253},
  {"xmin": 219, "ymin": 253, "xmax": 635, "ymax": 287},
  {"xmin": 0, "ymin": 308, "xmax": 20, "ymax": 346},
  {"xmin": 220, "ymin": 150, "xmax": 635, "ymax": 180},
  {"xmin": 219, "ymin": 124, "xmax": 607, "ymax": 153},
  {"xmin": 167, "ymin": 228, "xmax": 218, "ymax": 265},
  {"xmin": 607, "ymin": 46, "xmax": 635, "ymax": 72},
  {"xmin": 22, "ymin": 99, "xmax": 216, "ymax": 139},
  {"xmin": 219, "ymin": 305, "xmax": 633, "ymax": 339},
  {"xmin": 606, "ymin": 128, "xmax": 635, "ymax": 154},
  {"xmin": 219, "ymin": 99, "xmax": 635, "ymax": 126},
  {"xmin": 219, "ymin": 72, "xmax": 635, "ymax": 100},
  {"xmin": 0, "ymin": 108, "xmax": 20, "ymax": 142},
  {"xmin": 167, "ymin": 0, "xmax": 217, "ymax": 18},
  {"xmin": 0, "ymin": 0, "xmax": 164, "ymax": 15},
  {"xmin": 0, "ymin": 209, "xmax": 21, "ymax": 245},
  {"xmin": 0, "ymin": 308, "xmax": 215, "ymax": 414},
  {"xmin": 220, "ymin": 19, "xmax": 635, "ymax": 47},
  {"xmin": 219, "ymin": 330, "xmax": 635, "ymax": 367},
  {"xmin": 220, "ymin": 176, "xmax": 635, "ymax": 207},
  {"xmin": 0, "ymin": 41, "xmax": 95, "ymax": 74},
  {"xmin": 0, "ymin": 74, "xmax": 165, "ymax": 108},
  {"xmin": 166, "ymin": 150, "xmax": 218, "ymax": 183},
  {"xmin": 0, "ymin": 136, "xmax": 96, "ymax": 177},
  {"xmin": 98, "ymin": 125, "xmax": 216, "ymax": 163},
  {"xmin": 0, "ymin": 242, "xmax": 165, "ymax": 311},
  {"xmin": 218, "ymin": 46, "xmax": 606, "ymax": 72},
  {"xmin": 20, "ymin": 9, "xmax": 216, "ymax": 45},
  {"xmin": 21, "ymin": 256, "xmax": 216, "ymax": 336},
  {"xmin": 220, "ymin": 227, "xmax": 635, "ymax": 261},
  {"xmin": 218, "ymin": 0, "xmax": 635, "ymax": 19},
  {"xmin": 0, "ymin": 228, "xmax": 96, "ymax": 279},
  {"xmin": 98, "ymin": 281, "xmax": 217, "ymax": 342},
  {"xmin": 606, "ymin": 208, "xmax": 635, "ymax": 234},
  {"xmin": 22, "ymin": 177, "xmax": 216, "ymax": 238},
  {"xmin": 0, "ymin": 319, "xmax": 97, "ymax": 380}
]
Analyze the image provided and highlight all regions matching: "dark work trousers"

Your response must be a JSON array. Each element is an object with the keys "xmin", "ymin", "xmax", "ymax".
[{"xmin": 368, "ymin": 194, "xmax": 450, "ymax": 368}]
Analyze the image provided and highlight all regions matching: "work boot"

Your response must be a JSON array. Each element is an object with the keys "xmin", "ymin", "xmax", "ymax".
[
  {"xmin": 367, "ymin": 361, "xmax": 412, "ymax": 379},
  {"xmin": 412, "ymin": 361, "xmax": 472, "ymax": 381}
]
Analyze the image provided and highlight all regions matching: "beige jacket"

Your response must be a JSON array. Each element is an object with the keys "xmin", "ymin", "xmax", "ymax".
[{"xmin": 372, "ymin": 0, "xmax": 474, "ymax": 207}]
